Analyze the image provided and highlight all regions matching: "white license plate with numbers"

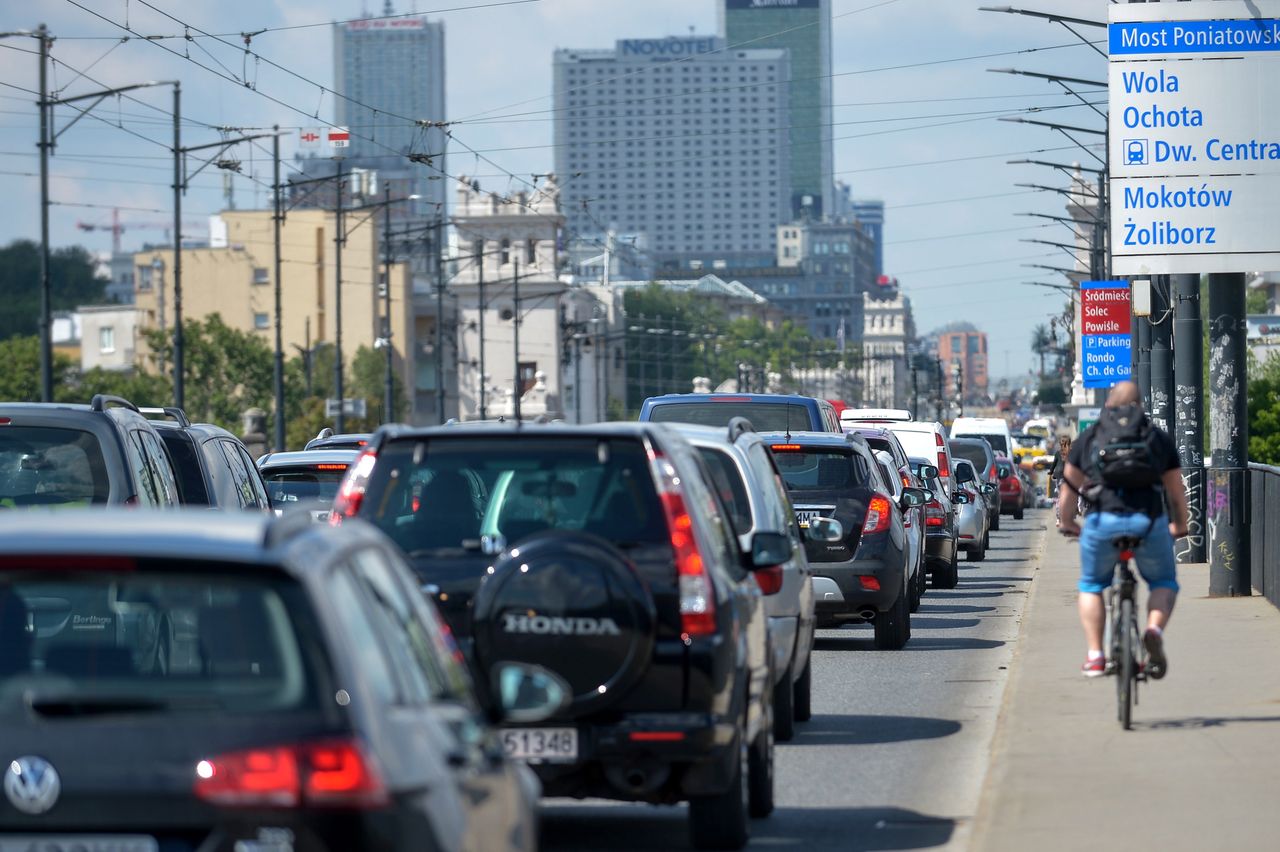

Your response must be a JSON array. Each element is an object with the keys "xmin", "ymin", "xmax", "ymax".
[
  {"xmin": 501, "ymin": 728, "xmax": 578, "ymax": 761},
  {"xmin": 795, "ymin": 510, "xmax": 823, "ymax": 527},
  {"xmin": 0, "ymin": 836, "xmax": 158, "ymax": 852}
]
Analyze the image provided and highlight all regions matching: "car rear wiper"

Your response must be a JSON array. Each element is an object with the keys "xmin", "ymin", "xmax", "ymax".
[{"xmin": 28, "ymin": 695, "xmax": 216, "ymax": 717}]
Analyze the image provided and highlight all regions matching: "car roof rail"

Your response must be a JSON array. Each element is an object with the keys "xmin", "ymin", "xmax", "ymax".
[
  {"xmin": 90, "ymin": 394, "xmax": 140, "ymax": 414},
  {"xmin": 138, "ymin": 406, "xmax": 192, "ymax": 427},
  {"xmin": 314, "ymin": 427, "xmax": 334, "ymax": 441},
  {"xmin": 726, "ymin": 416, "xmax": 755, "ymax": 443}
]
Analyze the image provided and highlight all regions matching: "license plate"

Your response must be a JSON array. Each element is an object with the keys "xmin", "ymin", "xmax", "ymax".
[
  {"xmin": 0, "ymin": 836, "xmax": 158, "ymax": 852},
  {"xmin": 795, "ymin": 510, "xmax": 822, "ymax": 528},
  {"xmin": 501, "ymin": 727, "xmax": 578, "ymax": 761}
]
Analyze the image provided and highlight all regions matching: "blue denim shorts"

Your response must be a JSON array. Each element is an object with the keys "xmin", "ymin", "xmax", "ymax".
[{"xmin": 1078, "ymin": 512, "xmax": 1179, "ymax": 594}]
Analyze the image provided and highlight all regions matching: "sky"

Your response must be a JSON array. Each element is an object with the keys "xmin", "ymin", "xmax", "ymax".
[{"xmin": 0, "ymin": 0, "xmax": 1110, "ymax": 385}]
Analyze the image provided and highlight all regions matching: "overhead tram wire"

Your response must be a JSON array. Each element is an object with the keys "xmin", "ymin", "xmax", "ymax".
[{"xmin": 55, "ymin": 0, "xmax": 546, "ymax": 40}]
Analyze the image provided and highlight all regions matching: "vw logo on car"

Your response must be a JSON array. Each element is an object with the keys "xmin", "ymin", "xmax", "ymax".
[{"xmin": 4, "ymin": 755, "xmax": 61, "ymax": 814}]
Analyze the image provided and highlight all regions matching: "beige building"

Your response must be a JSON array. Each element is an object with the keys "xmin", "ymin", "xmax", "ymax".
[
  {"xmin": 77, "ymin": 305, "xmax": 144, "ymax": 372},
  {"xmin": 133, "ymin": 209, "xmax": 415, "ymax": 419}
]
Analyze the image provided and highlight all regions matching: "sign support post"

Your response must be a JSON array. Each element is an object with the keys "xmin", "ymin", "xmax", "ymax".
[
  {"xmin": 1149, "ymin": 275, "xmax": 1174, "ymax": 432},
  {"xmin": 1208, "ymin": 273, "xmax": 1250, "ymax": 596},
  {"xmin": 1174, "ymin": 271, "xmax": 1206, "ymax": 564}
]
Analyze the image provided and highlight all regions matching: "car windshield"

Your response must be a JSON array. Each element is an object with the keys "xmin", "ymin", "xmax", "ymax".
[
  {"xmin": 0, "ymin": 562, "xmax": 325, "ymax": 717},
  {"xmin": 359, "ymin": 437, "xmax": 668, "ymax": 554},
  {"xmin": 963, "ymin": 433, "xmax": 1009, "ymax": 457},
  {"xmin": 1014, "ymin": 434, "xmax": 1043, "ymax": 449},
  {"xmin": 262, "ymin": 465, "xmax": 348, "ymax": 506},
  {"xmin": 772, "ymin": 447, "xmax": 874, "ymax": 497},
  {"xmin": 996, "ymin": 462, "xmax": 1015, "ymax": 478},
  {"xmin": 950, "ymin": 442, "xmax": 990, "ymax": 474},
  {"xmin": 648, "ymin": 402, "xmax": 813, "ymax": 432},
  {"xmin": 0, "ymin": 427, "xmax": 110, "ymax": 507}
]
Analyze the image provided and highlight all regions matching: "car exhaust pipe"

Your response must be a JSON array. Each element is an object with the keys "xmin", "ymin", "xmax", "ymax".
[
  {"xmin": 605, "ymin": 764, "xmax": 669, "ymax": 796},
  {"xmin": 859, "ymin": 609, "xmax": 877, "ymax": 622}
]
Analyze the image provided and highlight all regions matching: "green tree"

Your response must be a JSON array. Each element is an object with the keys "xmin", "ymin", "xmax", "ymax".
[
  {"xmin": 351, "ymin": 346, "xmax": 406, "ymax": 424},
  {"xmin": 0, "ymin": 336, "xmax": 74, "ymax": 401},
  {"xmin": 1030, "ymin": 324, "xmax": 1053, "ymax": 379},
  {"xmin": 1249, "ymin": 352, "xmax": 1280, "ymax": 465},
  {"xmin": 142, "ymin": 314, "xmax": 274, "ymax": 430},
  {"xmin": 0, "ymin": 240, "xmax": 107, "ymax": 340},
  {"xmin": 1037, "ymin": 379, "xmax": 1067, "ymax": 406}
]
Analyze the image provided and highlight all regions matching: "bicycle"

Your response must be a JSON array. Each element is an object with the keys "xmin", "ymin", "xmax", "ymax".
[{"xmin": 1103, "ymin": 535, "xmax": 1146, "ymax": 730}]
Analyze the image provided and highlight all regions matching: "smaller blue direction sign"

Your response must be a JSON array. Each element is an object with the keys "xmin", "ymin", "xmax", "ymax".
[{"xmin": 1082, "ymin": 334, "xmax": 1133, "ymax": 389}]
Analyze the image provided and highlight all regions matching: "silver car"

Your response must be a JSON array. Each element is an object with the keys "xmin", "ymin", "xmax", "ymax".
[
  {"xmin": 673, "ymin": 419, "xmax": 823, "ymax": 742},
  {"xmin": 952, "ymin": 459, "xmax": 991, "ymax": 561}
]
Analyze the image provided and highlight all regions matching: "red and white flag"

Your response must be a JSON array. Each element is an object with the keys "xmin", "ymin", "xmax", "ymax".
[{"xmin": 328, "ymin": 127, "xmax": 350, "ymax": 148}]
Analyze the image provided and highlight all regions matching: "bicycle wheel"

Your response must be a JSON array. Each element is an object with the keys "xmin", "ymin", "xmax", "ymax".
[{"xmin": 1117, "ymin": 597, "xmax": 1135, "ymax": 730}]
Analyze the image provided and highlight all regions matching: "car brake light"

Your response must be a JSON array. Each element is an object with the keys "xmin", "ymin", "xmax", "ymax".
[
  {"xmin": 649, "ymin": 448, "xmax": 716, "ymax": 637},
  {"xmin": 860, "ymin": 576, "xmax": 881, "ymax": 591},
  {"xmin": 989, "ymin": 464, "xmax": 997, "ymax": 481},
  {"xmin": 770, "ymin": 444, "xmax": 802, "ymax": 452},
  {"xmin": 0, "ymin": 417, "xmax": 10, "ymax": 425},
  {"xmin": 934, "ymin": 432, "xmax": 950, "ymax": 478},
  {"xmin": 330, "ymin": 449, "xmax": 378, "ymax": 525},
  {"xmin": 925, "ymin": 499, "xmax": 946, "ymax": 527},
  {"xmin": 315, "ymin": 464, "xmax": 348, "ymax": 471},
  {"xmin": 862, "ymin": 495, "xmax": 892, "ymax": 534},
  {"xmin": 754, "ymin": 565, "xmax": 784, "ymax": 595},
  {"xmin": 194, "ymin": 739, "xmax": 387, "ymax": 809}
]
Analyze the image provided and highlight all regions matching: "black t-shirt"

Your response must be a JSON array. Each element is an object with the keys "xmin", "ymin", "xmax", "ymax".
[{"xmin": 1067, "ymin": 416, "xmax": 1181, "ymax": 515}]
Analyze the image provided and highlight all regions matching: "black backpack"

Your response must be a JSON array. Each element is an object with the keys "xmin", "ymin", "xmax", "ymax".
[{"xmin": 1088, "ymin": 404, "xmax": 1161, "ymax": 489}]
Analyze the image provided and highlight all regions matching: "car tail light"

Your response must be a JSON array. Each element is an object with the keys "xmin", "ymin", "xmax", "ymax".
[
  {"xmin": 989, "ymin": 464, "xmax": 997, "ymax": 481},
  {"xmin": 0, "ymin": 417, "xmax": 10, "ymax": 425},
  {"xmin": 925, "ymin": 499, "xmax": 946, "ymax": 528},
  {"xmin": 649, "ymin": 448, "xmax": 716, "ymax": 637},
  {"xmin": 330, "ymin": 448, "xmax": 378, "ymax": 525},
  {"xmin": 934, "ymin": 432, "xmax": 950, "ymax": 478},
  {"xmin": 122, "ymin": 494, "xmax": 140, "ymax": 508},
  {"xmin": 195, "ymin": 739, "xmax": 387, "ymax": 809},
  {"xmin": 862, "ymin": 495, "xmax": 892, "ymax": 534},
  {"xmin": 859, "ymin": 576, "xmax": 881, "ymax": 591},
  {"xmin": 754, "ymin": 565, "xmax": 784, "ymax": 596}
]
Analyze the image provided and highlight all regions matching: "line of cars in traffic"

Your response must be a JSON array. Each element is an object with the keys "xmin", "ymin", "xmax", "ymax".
[{"xmin": 0, "ymin": 391, "xmax": 1036, "ymax": 851}]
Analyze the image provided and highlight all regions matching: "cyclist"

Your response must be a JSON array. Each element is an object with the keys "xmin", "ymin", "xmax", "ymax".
[{"xmin": 1056, "ymin": 381, "xmax": 1189, "ymax": 679}]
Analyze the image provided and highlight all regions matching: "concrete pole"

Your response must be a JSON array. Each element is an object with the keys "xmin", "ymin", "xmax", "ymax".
[
  {"xmin": 172, "ymin": 83, "xmax": 184, "ymax": 410},
  {"xmin": 1149, "ymin": 275, "xmax": 1174, "ymax": 432},
  {"xmin": 382, "ymin": 185, "xmax": 394, "ymax": 423},
  {"xmin": 1135, "ymin": 311, "xmax": 1151, "ymax": 411},
  {"xmin": 477, "ymin": 240, "xmax": 487, "ymax": 421},
  {"xmin": 272, "ymin": 128, "xmax": 285, "ymax": 451},
  {"xmin": 334, "ymin": 159, "xmax": 346, "ymax": 433},
  {"xmin": 433, "ymin": 218, "xmax": 446, "ymax": 424},
  {"xmin": 1207, "ymin": 272, "xmax": 1250, "ymax": 596},
  {"xmin": 512, "ymin": 258, "xmax": 521, "ymax": 422},
  {"xmin": 37, "ymin": 25, "xmax": 52, "ymax": 402},
  {"xmin": 1173, "ymin": 272, "xmax": 1205, "ymax": 564}
]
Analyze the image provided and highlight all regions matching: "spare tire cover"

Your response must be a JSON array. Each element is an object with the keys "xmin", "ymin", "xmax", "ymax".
[{"xmin": 471, "ymin": 530, "xmax": 656, "ymax": 718}]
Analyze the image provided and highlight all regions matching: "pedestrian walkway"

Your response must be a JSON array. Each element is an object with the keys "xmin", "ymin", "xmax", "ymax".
[{"xmin": 972, "ymin": 523, "xmax": 1280, "ymax": 851}]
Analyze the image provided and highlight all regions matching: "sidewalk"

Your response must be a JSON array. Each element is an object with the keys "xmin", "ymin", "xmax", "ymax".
[{"xmin": 971, "ymin": 525, "xmax": 1280, "ymax": 851}]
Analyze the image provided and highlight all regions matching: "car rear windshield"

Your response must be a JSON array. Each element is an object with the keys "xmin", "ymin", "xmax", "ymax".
[
  {"xmin": 962, "ymin": 433, "xmax": 1009, "ymax": 457},
  {"xmin": 0, "ymin": 563, "xmax": 325, "ymax": 717},
  {"xmin": 155, "ymin": 430, "xmax": 210, "ymax": 504},
  {"xmin": 648, "ymin": 402, "xmax": 814, "ymax": 432},
  {"xmin": 950, "ymin": 442, "xmax": 991, "ymax": 473},
  {"xmin": 359, "ymin": 437, "xmax": 668, "ymax": 554},
  {"xmin": 771, "ymin": 447, "xmax": 874, "ymax": 496},
  {"xmin": 0, "ymin": 426, "xmax": 110, "ymax": 507},
  {"xmin": 262, "ymin": 464, "xmax": 348, "ymax": 506},
  {"xmin": 887, "ymin": 428, "xmax": 937, "ymax": 460},
  {"xmin": 996, "ymin": 461, "xmax": 1015, "ymax": 478}
]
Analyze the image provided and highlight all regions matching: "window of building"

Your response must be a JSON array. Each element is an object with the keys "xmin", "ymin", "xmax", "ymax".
[
  {"xmin": 254, "ymin": 313, "xmax": 270, "ymax": 330},
  {"xmin": 99, "ymin": 326, "xmax": 115, "ymax": 354},
  {"xmin": 253, "ymin": 267, "xmax": 269, "ymax": 285}
]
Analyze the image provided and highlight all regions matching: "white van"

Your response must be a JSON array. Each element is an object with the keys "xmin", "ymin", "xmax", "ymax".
[{"xmin": 950, "ymin": 417, "xmax": 1015, "ymax": 461}]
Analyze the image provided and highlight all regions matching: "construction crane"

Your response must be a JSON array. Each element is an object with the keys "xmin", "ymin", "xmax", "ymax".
[{"xmin": 77, "ymin": 208, "xmax": 205, "ymax": 255}]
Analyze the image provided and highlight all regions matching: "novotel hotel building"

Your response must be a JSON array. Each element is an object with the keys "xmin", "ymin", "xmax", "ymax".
[
  {"xmin": 553, "ymin": 36, "xmax": 792, "ymax": 271},
  {"xmin": 720, "ymin": 0, "xmax": 833, "ymax": 221}
]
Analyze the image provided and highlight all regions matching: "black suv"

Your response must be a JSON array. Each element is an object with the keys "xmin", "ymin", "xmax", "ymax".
[
  {"xmin": 332, "ymin": 422, "xmax": 780, "ymax": 850},
  {"xmin": 143, "ymin": 408, "xmax": 271, "ymax": 511},
  {"xmin": 0, "ymin": 395, "xmax": 180, "ymax": 509},
  {"xmin": 761, "ymin": 431, "xmax": 926, "ymax": 650}
]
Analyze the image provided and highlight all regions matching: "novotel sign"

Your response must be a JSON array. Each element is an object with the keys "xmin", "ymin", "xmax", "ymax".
[
  {"xmin": 726, "ymin": 0, "xmax": 821, "ymax": 8},
  {"xmin": 619, "ymin": 37, "xmax": 720, "ymax": 57}
]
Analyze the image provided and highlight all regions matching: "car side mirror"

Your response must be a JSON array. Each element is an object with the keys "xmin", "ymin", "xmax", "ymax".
[
  {"xmin": 917, "ymin": 464, "xmax": 938, "ymax": 481},
  {"xmin": 900, "ymin": 487, "xmax": 927, "ymax": 509},
  {"xmin": 954, "ymin": 492, "xmax": 971, "ymax": 505},
  {"xmin": 981, "ymin": 484, "xmax": 997, "ymax": 496},
  {"xmin": 805, "ymin": 516, "xmax": 843, "ymax": 543},
  {"xmin": 748, "ymin": 531, "xmax": 792, "ymax": 568},
  {"xmin": 491, "ymin": 662, "xmax": 570, "ymax": 725}
]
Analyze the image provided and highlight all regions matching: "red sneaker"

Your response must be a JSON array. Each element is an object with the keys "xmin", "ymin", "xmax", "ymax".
[{"xmin": 1081, "ymin": 656, "xmax": 1106, "ymax": 678}]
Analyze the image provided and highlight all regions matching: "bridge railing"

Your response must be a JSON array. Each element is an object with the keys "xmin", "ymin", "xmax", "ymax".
[{"xmin": 1249, "ymin": 462, "xmax": 1280, "ymax": 608}]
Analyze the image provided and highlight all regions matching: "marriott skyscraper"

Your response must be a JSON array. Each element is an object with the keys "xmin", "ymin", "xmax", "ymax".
[{"xmin": 719, "ymin": 0, "xmax": 834, "ymax": 221}]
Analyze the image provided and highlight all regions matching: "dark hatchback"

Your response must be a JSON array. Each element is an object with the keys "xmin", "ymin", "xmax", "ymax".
[
  {"xmin": 760, "ymin": 432, "xmax": 925, "ymax": 650},
  {"xmin": 909, "ymin": 457, "xmax": 959, "ymax": 589},
  {"xmin": 333, "ymin": 422, "xmax": 779, "ymax": 850},
  {"xmin": 144, "ymin": 409, "xmax": 271, "ymax": 511},
  {"xmin": 640, "ymin": 394, "xmax": 842, "ymax": 433},
  {"xmin": 0, "ymin": 512, "xmax": 540, "ymax": 852}
]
